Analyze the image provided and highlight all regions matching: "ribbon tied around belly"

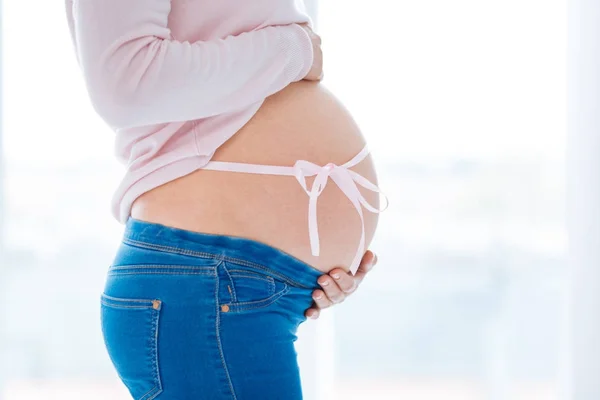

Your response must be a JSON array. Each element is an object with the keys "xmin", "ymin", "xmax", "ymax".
[
  {"xmin": 203, "ymin": 146, "xmax": 388, "ymax": 275},
  {"xmin": 293, "ymin": 154, "xmax": 388, "ymax": 274}
]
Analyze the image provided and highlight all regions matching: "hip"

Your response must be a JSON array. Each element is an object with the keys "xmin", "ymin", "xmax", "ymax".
[{"xmin": 101, "ymin": 219, "xmax": 322, "ymax": 399}]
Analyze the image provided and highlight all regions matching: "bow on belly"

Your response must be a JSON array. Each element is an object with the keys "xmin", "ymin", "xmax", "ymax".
[
  {"xmin": 203, "ymin": 146, "xmax": 388, "ymax": 275},
  {"xmin": 293, "ymin": 156, "xmax": 388, "ymax": 275}
]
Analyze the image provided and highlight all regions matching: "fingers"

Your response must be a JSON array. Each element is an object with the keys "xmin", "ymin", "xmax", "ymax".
[
  {"xmin": 312, "ymin": 288, "xmax": 334, "ymax": 309},
  {"xmin": 297, "ymin": 24, "xmax": 323, "ymax": 81},
  {"xmin": 305, "ymin": 287, "xmax": 333, "ymax": 320},
  {"xmin": 328, "ymin": 269, "xmax": 357, "ymax": 294},
  {"xmin": 305, "ymin": 307, "xmax": 320, "ymax": 320},
  {"xmin": 305, "ymin": 251, "xmax": 379, "ymax": 320},
  {"xmin": 307, "ymin": 279, "xmax": 342, "ymax": 319},
  {"xmin": 317, "ymin": 275, "xmax": 346, "ymax": 304},
  {"xmin": 353, "ymin": 250, "xmax": 377, "ymax": 285}
]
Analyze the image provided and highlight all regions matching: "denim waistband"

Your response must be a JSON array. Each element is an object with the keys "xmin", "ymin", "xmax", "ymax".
[{"xmin": 123, "ymin": 218, "xmax": 323, "ymax": 289}]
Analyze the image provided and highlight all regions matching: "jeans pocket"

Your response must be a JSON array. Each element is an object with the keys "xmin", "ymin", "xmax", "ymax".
[
  {"xmin": 100, "ymin": 294, "xmax": 163, "ymax": 400},
  {"xmin": 219, "ymin": 262, "xmax": 290, "ymax": 313}
]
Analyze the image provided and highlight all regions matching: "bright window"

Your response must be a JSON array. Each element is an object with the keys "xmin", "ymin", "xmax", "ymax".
[{"xmin": 319, "ymin": 0, "xmax": 566, "ymax": 399}]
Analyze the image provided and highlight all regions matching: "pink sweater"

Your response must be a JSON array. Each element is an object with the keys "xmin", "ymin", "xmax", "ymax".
[{"xmin": 65, "ymin": 0, "xmax": 314, "ymax": 223}]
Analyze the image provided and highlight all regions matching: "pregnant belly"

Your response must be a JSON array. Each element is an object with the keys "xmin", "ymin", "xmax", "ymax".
[{"xmin": 131, "ymin": 81, "xmax": 381, "ymax": 273}]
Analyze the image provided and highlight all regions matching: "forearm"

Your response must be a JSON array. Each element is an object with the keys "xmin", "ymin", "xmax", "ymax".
[{"xmin": 67, "ymin": 0, "xmax": 313, "ymax": 129}]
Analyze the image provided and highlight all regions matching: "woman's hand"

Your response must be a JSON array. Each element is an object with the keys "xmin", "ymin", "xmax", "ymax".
[
  {"xmin": 305, "ymin": 251, "xmax": 378, "ymax": 319},
  {"xmin": 298, "ymin": 24, "xmax": 323, "ymax": 81}
]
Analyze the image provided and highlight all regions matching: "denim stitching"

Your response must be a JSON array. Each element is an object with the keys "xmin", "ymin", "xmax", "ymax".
[
  {"xmin": 134, "ymin": 306, "xmax": 162, "ymax": 400},
  {"xmin": 214, "ymin": 266, "xmax": 238, "ymax": 400},
  {"xmin": 227, "ymin": 268, "xmax": 274, "ymax": 277},
  {"xmin": 101, "ymin": 294, "xmax": 155, "ymax": 304},
  {"xmin": 221, "ymin": 263, "xmax": 237, "ymax": 303},
  {"xmin": 146, "ymin": 387, "xmax": 162, "ymax": 400},
  {"xmin": 102, "ymin": 295, "xmax": 163, "ymax": 400},
  {"xmin": 227, "ymin": 268, "xmax": 276, "ymax": 284},
  {"xmin": 232, "ymin": 285, "xmax": 289, "ymax": 307},
  {"xmin": 123, "ymin": 238, "xmax": 313, "ymax": 289},
  {"xmin": 222, "ymin": 258, "xmax": 311, "ymax": 289},
  {"xmin": 107, "ymin": 271, "xmax": 214, "ymax": 277},
  {"xmin": 136, "ymin": 311, "xmax": 157, "ymax": 400},
  {"xmin": 110, "ymin": 265, "xmax": 214, "ymax": 271},
  {"xmin": 234, "ymin": 286, "xmax": 290, "ymax": 312},
  {"xmin": 124, "ymin": 238, "xmax": 221, "ymax": 260},
  {"xmin": 101, "ymin": 301, "xmax": 155, "ymax": 310},
  {"xmin": 268, "ymin": 277, "xmax": 275, "ymax": 295},
  {"xmin": 227, "ymin": 274, "xmax": 274, "ymax": 284},
  {"xmin": 138, "ymin": 386, "xmax": 155, "ymax": 400},
  {"xmin": 229, "ymin": 285, "xmax": 290, "ymax": 312},
  {"xmin": 222, "ymin": 264, "xmax": 286, "ymax": 309},
  {"xmin": 148, "ymin": 305, "xmax": 163, "ymax": 399}
]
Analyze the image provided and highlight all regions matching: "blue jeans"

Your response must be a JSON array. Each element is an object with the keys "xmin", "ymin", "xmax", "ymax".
[{"xmin": 101, "ymin": 218, "xmax": 323, "ymax": 400}]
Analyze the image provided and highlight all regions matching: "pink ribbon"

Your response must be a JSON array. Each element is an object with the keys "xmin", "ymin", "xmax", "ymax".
[
  {"xmin": 203, "ymin": 146, "xmax": 388, "ymax": 274},
  {"xmin": 293, "ymin": 150, "xmax": 388, "ymax": 274}
]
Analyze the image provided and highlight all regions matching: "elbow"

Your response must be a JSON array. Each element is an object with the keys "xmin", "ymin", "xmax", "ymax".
[
  {"xmin": 84, "ymin": 67, "xmax": 153, "ymax": 129},
  {"xmin": 85, "ymin": 89, "xmax": 137, "ymax": 129}
]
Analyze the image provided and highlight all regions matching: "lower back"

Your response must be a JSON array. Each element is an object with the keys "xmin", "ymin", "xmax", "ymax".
[{"xmin": 131, "ymin": 81, "xmax": 380, "ymax": 272}]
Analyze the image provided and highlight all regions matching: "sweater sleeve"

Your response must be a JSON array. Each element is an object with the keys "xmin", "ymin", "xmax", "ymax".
[{"xmin": 66, "ymin": 0, "xmax": 313, "ymax": 129}]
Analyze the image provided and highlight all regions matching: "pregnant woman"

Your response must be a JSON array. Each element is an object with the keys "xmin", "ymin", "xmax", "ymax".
[{"xmin": 66, "ymin": 0, "xmax": 386, "ymax": 399}]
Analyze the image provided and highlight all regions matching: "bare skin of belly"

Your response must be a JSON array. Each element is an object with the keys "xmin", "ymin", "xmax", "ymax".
[{"xmin": 130, "ymin": 81, "xmax": 380, "ymax": 273}]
